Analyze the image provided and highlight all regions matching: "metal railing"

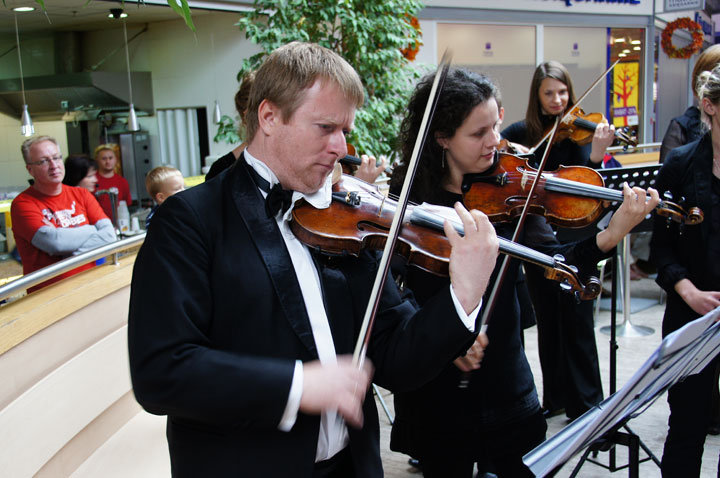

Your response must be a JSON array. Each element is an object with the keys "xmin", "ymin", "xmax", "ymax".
[
  {"xmin": 0, "ymin": 234, "xmax": 145, "ymax": 303},
  {"xmin": 607, "ymin": 141, "xmax": 661, "ymax": 154}
]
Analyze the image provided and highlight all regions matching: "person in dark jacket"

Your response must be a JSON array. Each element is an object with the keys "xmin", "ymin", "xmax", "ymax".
[
  {"xmin": 501, "ymin": 61, "xmax": 616, "ymax": 420},
  {"xmin": 651, "ymin": 64, "xmax": 720, "ymax": 478},
  {"xmin": 389, "ymin": 67, "xmax": 659, "ymax": 477},
  {"xmin": 659, "ymin": 45, "xmax": 720, "ymax": 164},
  {"xmin": 128, "ymin": 41, "xmax": 500, "ymax": 478}
]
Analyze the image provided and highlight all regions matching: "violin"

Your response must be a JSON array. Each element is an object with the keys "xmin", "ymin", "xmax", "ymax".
[
  {"xmin": 546, "ymin": 106, "xmax": 637, "ymax": 149},
  {"xmin": 461, "ymin": 152, "xmax": 704, "ymax": 228},
  {"xmin": 291, "ymin": 174, "xmax": 602, "ymax": 300}
]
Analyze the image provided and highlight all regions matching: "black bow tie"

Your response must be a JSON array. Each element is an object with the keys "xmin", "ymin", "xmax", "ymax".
[
  {"xmin": 265, "ymin": 183, "xmax": 294, "ymax": 218},
  {"xmin": 248, "ymin": 166, "xmax": 294, "ymax": 218}
]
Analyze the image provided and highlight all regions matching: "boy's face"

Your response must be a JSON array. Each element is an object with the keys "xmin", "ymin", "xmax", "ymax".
[{"xmin": 154, "ymin": 174, "xmax": 185, "ymax": 205}]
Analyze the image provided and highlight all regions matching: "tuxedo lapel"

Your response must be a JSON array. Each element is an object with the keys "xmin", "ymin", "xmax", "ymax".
[{"xmin": 229, "ymin": 156, "xmax": 318, "ymax": 357}]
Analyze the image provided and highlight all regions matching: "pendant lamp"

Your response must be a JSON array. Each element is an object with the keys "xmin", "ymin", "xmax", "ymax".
[
  {"xmin": 211, "ymin": 33, "xmax": 222, "ymax": 124},
  {"xmin": 122, "ymin": 17, "xmax": 139, "ymax": 132},
  {"xmin": 14, "ymin": 13, "xmax": 34, "ymax": 137}
]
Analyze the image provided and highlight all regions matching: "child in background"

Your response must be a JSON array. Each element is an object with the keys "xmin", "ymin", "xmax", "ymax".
[
  {"xmin": 144, "ymin": 166, "xmax": 185, "ymax": 228},
  {"xmin": 94, "ymin": 144, "xmax": 132, "ymax": 220}
]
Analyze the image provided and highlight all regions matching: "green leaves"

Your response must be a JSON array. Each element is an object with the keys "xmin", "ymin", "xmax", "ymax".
[
  {"xmin": 225, "ymin": 0, "xmax": 424, "ymax": 160},
  {"xmin": 165, "ymin": 0, "xmax": 195, "ymax": 32}
]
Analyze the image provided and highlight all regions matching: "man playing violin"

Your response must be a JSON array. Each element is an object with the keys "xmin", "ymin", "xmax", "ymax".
[
  {"xmin": 128, "ymin": 42, "xmax": 499, "ymax": 478},
  {"xmin": 388, "ymin": 67, "xmax": 658, "ymax": 477}
]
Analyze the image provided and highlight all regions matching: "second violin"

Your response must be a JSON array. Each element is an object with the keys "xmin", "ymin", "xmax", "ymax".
[{"xmin": 461, "ymin": 152, "xmax": 703, "ymax": 228}]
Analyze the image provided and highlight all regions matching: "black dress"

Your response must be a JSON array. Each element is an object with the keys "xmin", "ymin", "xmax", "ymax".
[
  {"xmin": 390, "ymin": 186, "xmax": 611, "ymax": 477},
  {"xmin": 650, "ymin": 133, "xmax": 720, "ymax": 477},
  {"xmin": 501, "ymin": 119, "xmax": 604, "ymax": 418}
]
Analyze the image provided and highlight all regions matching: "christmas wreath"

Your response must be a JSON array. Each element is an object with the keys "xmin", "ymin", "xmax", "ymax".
[
  {"xmin": 400, "ymin": 16, "xmax": 422, "ymax": 62},
  {"xmin": 661, "ymin": 17, "xmax": 704, "ymax": 59}
]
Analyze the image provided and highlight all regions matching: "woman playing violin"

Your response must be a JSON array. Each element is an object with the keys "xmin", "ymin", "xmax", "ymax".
[
  {"xmin": 388, "ymin": 67, "xmax": 658, "ymax": 477},
  {"xmin": 501, "ymin": 60, "xmax": 617, "ymax": 422},
  {"xmin": 502, "ymin": 60, "xmax": 615, "ymax": 168}
]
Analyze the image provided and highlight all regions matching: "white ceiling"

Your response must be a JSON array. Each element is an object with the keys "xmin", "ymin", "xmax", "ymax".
[{"xmin": 0, "ymin": 0, "xmax": 245, "ymax": 35}]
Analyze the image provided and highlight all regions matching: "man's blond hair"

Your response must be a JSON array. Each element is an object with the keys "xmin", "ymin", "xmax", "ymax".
[
  {"xmin": 244, "ymin": 42, "xmax": 364, "ymax": 141},
  {"xmin": 145, "ymin": 166, "xmax": 183, "ymax": 198}
]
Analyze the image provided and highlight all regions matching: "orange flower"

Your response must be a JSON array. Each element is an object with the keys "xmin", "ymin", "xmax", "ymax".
[
  {"xmin": 400, "ymin": 16, "xmax": 422, "ymax": 62},
  {"xmin": 661, "ymin": 17, "xmax": 704, "ymax": 60}
]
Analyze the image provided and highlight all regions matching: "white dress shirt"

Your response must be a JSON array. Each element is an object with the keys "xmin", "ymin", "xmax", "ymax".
[{"xmin": 243, "ymin": 151, "xmax": 480, "ymax": 462}]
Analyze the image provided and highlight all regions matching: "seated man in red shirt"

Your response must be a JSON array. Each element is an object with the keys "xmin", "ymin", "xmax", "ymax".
[
  {"xmin": 11, "ymin": 136, "xmax": 117, "ymax": 292},
  {"xmin": 94, "ymin": 143, "xmax": 132, "ymax": 221}
]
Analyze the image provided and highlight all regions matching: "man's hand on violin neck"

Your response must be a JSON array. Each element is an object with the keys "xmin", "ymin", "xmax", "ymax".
[
  {"xmin": 299, "ymin": 357, "xmax": 373, "ymax": 429},
  {"xmin": 444, "ymin": 203, "xmax": 499, "ymax": 315}
]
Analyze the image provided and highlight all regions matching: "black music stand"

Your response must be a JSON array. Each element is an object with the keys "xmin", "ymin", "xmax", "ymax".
[
  {"xmin": 553, "ymin": 163, "xmax": 666, "ymax": 474},
  {"xmin": 523, "ymin": 306, "xmax": 720, "ymax": 477}
]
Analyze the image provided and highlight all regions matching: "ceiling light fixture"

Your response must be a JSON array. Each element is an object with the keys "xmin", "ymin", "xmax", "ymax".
[
  {"xmin": 14, "ymin": 13, "xmax": 33, "ymax": 137},
  {"xmin": 631, "ymin": 40, "xmax": 641, "ymax": 45},
  {"xmin": 121, "ymin": 14, "xmax": 139, "ymax": 132},
  {"xmin": 13, "ymin": 6, "xmax": 35, "ymax": 12},
  {"xmin": 109, "ymin": 8, "xmax": 128, "ymax": 19},
  {"xmin": 211, "ymin": 33, "xmax": 222, "ymax": 124}
]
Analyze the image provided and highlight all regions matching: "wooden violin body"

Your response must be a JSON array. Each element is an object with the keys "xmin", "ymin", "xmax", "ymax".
[
  {"xmin": 461, "ymin": 153, "xmax": 704, "ymax": 228},
  {"xmin": 291, "ymin": 174, "xmax": 602, "ymax": 300},
  {"xmin": 462, "ymin": 153, "xmax": 605, "ymax": 228}
]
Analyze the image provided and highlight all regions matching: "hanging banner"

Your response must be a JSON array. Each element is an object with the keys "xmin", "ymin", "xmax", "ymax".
[{"xmin": 612, "ymin": 62, "xmax": 640, "ymax": 127}]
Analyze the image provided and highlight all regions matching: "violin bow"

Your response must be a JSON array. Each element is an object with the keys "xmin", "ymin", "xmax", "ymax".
[
  {"xmin": 352, "ymin": 50, "xmax": 453, "ymax": 368},
  {"xmin": 477, "ymin": 116, "xmax": 562, "ymax": 332},
  {"xmin": 529, "ymin": 59, "xmax": 621, "ymax": 155}
]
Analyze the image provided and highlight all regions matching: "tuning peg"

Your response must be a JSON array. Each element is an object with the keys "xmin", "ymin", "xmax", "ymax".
[
  {"xmin": 559, "ymin": 281, "xmax": 573, "ymax": 292},
  {"xmin": 553, "ymin": 254, "xmax": 566, "ymax": 263},
  {"xmin": 569, "ymin": 265, "xmax": 579, "ymax": 274},
  {"xmin": 663, "ymin": 191, "xmax": 673, "ymax": 201},
  {"xmin": 679, "ymin": 196, "xmax": 685, "ymax": 204}
]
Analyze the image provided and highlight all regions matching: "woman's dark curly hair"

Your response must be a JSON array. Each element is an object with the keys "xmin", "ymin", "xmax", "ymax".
[
  {"xmin": 390, "ymin": 68, "xmax": 501, "ymax": 203},
  {"xmin": 63, "ymin": 154, "xmax": 97, "ymax": 187}
]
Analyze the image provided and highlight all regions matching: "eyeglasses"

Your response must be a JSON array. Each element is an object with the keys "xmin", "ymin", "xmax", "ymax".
[{"xmin": 26, "ymin": 156, "xmax": 64, "ymax": 167}]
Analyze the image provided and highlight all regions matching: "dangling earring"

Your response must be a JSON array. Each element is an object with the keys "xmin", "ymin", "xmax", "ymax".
[{"xmin": 441, "ymin": 148, "xmax": 446, "ymax": 170}]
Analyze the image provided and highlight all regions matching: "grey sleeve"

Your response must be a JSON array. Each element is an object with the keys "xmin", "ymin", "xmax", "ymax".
[
  {"xmin": 30, "ymin": 219, "xmax": 117, "ymax": 256},
  {"xmin": 73, "ymin": 219, "xmax": 118, "ymax": 255}
]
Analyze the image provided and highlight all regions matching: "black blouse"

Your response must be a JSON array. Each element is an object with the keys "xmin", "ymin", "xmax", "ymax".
[{"xmin": 501, "ymin": 118, "xmax": 599, "ymax": 171}]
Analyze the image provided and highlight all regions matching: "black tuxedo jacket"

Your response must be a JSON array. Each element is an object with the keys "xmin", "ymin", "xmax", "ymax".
[
  {"xmin": 128, "ymin": 156, "xmax": 475, "ymax": 477},
  {"xmin": 651, "ymin": 133, "xmax": 717, "ymax": 337}
]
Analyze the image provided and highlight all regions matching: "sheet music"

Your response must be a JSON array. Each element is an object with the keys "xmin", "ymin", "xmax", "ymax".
[{"xmin": 524, "ymin": 306, "xmax": 720, "ymax": 477}]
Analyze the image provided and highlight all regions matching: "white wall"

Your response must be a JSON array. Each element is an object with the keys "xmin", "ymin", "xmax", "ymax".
[{"xmin": 0, "ymin": 114, "xmax": 68, "ymax": 193}]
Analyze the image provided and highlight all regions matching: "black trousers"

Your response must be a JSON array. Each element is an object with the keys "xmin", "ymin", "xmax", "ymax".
[
  {"xmin": 661, "ymin": 356, "xmax": 720, "ymax": 477},
  {"xmin": 416, "ymin": 410, "xmax": 547, "ymax": 478},
  {"xmin": 525, "ymin": 264, "xmax": 604, "ymax": 418}
]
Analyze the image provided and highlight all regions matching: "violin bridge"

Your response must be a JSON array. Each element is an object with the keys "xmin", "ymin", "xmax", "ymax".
[
  {"xmin": 520, "ymin": 168, "xmax": 528, "ymax": 191},
  {"xmin": 378, "ymin": 195, "xmax": 386, "ymax": 218}
]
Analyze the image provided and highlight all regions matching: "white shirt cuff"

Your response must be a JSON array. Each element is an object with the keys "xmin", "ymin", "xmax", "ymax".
[
  {"xmin": 450, "ymin": 285, "xmax": 482, "ymax": 332},
  {"xmin": 278, "ymin": 360, "xmax": 303, "ymax": 431}
]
